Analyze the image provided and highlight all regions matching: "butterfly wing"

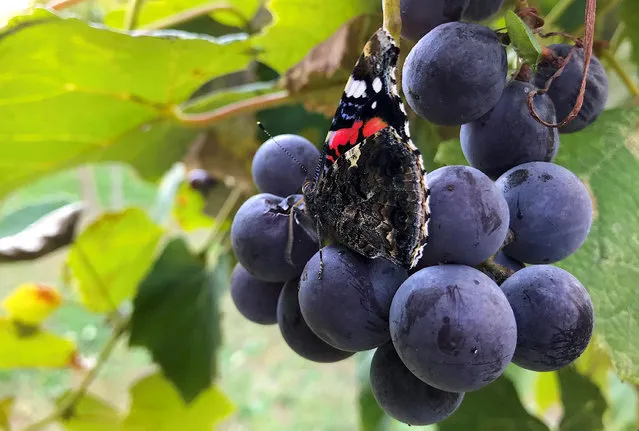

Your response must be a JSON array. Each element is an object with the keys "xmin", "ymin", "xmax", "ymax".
[{"xmin": 304, "ymin": 27, "xmax": 430, "ymax": 268}]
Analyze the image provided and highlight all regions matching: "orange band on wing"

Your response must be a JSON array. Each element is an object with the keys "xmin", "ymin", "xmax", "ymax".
[{"xmin": 362, "ymin": 117, "xmax": 388, "ymax": 137}]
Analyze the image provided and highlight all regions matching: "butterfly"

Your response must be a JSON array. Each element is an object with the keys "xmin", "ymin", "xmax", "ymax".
[{"xmin": 301, "ymin": 27, "xmax": 431, "ymax": 270}]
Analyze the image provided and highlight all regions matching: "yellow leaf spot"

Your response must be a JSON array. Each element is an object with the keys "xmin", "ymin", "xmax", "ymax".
[{"xmin": 1, "ymin": 283, "xmax": 61, "ymax": 325}]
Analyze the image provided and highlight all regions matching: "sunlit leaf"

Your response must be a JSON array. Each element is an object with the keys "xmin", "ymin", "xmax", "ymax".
[
  {"xmin": 57, "ymin": 393, "xmax": 122, "ymax": 431},
  {"xmin": 0, "ymin": 318, "xmax": 77, "ymax": 368},
  {"xmin": 1, "ymin": 283, "xmax": 61, "ymax": 325},
  {"xmin": 121, "ymin": 372, "xmax": 234, "ymax": 431},
  {"xmin": 505, "ymin": 10, "xmax": 542, "ymax": 71},
  {"xmin": 172, "ymin": 182, "xmax": 214, "ymax": 231},
  {"xmin": 0, "ymin": 202, "xmax": 84, "ymax": 263},
  {"xmin": 129, "ymin": 238, "xmax": 222, "ymax": 402},
  {"xmin": 67, "ymin": 208, "xmax": 163, "ymax": 313}
]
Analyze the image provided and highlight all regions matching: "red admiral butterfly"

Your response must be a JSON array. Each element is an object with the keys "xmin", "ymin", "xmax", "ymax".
[{"xmin": 301, "ymin": 27, "xmax": 430, "ymax": 269}]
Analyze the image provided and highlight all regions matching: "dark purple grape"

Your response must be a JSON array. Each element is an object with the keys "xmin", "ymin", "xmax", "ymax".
[
  {"xmin": 400, "ymin": 0, "xmax": 468, "ymax": 42},
  {"xmin": 252, "ymin": 134, "xmax": 320, "ymax": 197},
  {"xmin": 231, "ymin": 193, "xmax": 318, "ymax": 282},
  {"xmin": 495, "ymin": 162, "xmax": 592, "ymax": 264},
  {"xmin": 299, "ymin": 245, "xmax": 408, "ymax": 352},
  {"xmin": 462, "ymin": 0, "xmax": 504, "ymax": 21},
  {"xmin": 402, "ymin": 22, "xmax": 507, "ymax": 125},
  {"xmin": 500, "ymin": 265, "xmax": 594, "ymax": 371},
  {"xmin": 187, "ymin": 168, "xmax": 217, "ymax": 193},
  {"xmin": 460, "ymin": 80, "xmax": 560, "ymax": 180},
  {"xmin": 534, "ymin": 44, "xmax": 608, "ymax": 133},
  {"xmin": 229, "ymin": 263, "xmax": 283, "ymax": 325},
  {"xmin": 418, "ymin": 166, "xmax": 510, "ymax": 266},
  {"xmin": 370, "ymin": 342, "xmax": 464, "ymax": 425},
  {"xmin": 277, "ymin": 278, "xmax": 354, "ymax": 363},
  {"xmin": 390, "ymin": 265, "xmax": 517, "ymax": 392}
]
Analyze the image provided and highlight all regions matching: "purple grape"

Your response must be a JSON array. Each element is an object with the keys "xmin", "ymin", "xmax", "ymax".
[
  {"xmin": 370, "ymin": 342, "xmax": 464, "ymax": 425},
  {"xmin": 299, "ymin": 245, "xmax": 408, "ymax": 352},
  {"xmin": 187, "ymin": 168, "xmax": 217, "ymax": 193},
  {"xmin": 534, "ymin": 44, "xmax": 608, "ymax": 133},
  {"xmin": 229, "ymin": 263, "xmax": 283, "ymax": 325},
  {"xmin": 231, "ymin": 193, "xmax": 318, "ymax": 282},
  {"xmin": 462, "ymin": 0, "xmax": 504, "ymax": 21},
  {"xmin": 400, "ymin": 0, "xmax": 468, "ymax": 41},
  {"xmin": 277, "ymin": 278, "xmax": 354, "ymax": 363},
  {"xmin": 390, "ymin": 265, "xmax": 517, "ymax": 392},
  {"xmin": 495, "ymin": 162, "xmax": 593, "ymax": 264},
  {"xmin": 252, "ymin": 134, "xmax": 320, "ymax": 197},
  {"xmin": 501, "ymin": 265, "xmax": 594, "ymax": 371},
  {"xmin": 418, "ymin": 165, "xmax": 510, "ymax": 266},
  {"xmin": 402, "ymin": 22, "xmax": 507, "ymax": 125},
  {"xmin": 460, "ymin": 80, "xmax": 560, "ymax": 180}
]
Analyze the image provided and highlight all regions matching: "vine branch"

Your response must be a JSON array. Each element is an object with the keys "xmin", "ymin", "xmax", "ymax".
[
  {"xmin": 47, "ymin": 0, "xmax": 90, "ymax": 10},
  {"xmin": 382, "ymin": 0, "xmax": 402, "ymax": 43}
]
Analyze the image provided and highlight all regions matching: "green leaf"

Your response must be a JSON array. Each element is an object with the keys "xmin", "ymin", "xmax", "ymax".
[
  {"xmin": 121, "ymin": 372, "xmax": 234, "ymax": 431},
  {"xmin": 129, "ymin": 238, "xmax": 221, "ymax": 403},
  {"xmin": 554, "ymin": 108, "xmax": 639, "ymax": 383},
  {"xmin": 505, "ymin": 11, "xmax": 542, "ymax": 71},
  {"xmin": 67, "ymin": 208, "xmax": 163, "ymax": 313},
  {"xmin": 0, "ymin": 199, "xmax": 72, "ymax": 237},
  {"xmin": 356, "ymin": 351, "xmax": 390, "ymax": 431},
  {"xmin": 172, "ymin": 182, "xmax": 214, "ymax": 231},
  {"xmin": 0, "ymin": 202, "xmax": 84, "ymax": 263},
  {"xmin": 254, "ymin": 1, "xmax": 381, "ymax": 72},
  {"xmin": 558, "ymin": 366, "xmax": 607, "ymax": 431},
  {"xmin": 0, "ymin": 9, "xmax": 252, "ymax": 199},
  {"xmin": 439, "ymin": 376, "xmax": 549, "ymax": 431},
  {"xmin": 0, "ymin": 397, "xmax": 13, "ymax": 431},
  {"xmin": 57, "ymin": 393, "xmax": 121, "ymax": 431},
  {"xmin": 434, "ymin": 139, "xmax": 467, "ymax": 167}
]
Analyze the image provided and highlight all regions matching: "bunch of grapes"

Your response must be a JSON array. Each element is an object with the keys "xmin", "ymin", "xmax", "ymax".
[{"xmin": 226, "ymin": 7, "xmax": 605, "ymax": 427}]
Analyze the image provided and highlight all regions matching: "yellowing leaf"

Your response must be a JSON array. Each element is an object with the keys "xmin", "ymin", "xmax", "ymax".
[
  {"xmin": 172, "ymin": 182, "xmax": 214, "ymax": 231},
  {"xmin": 67, "ymin": 208, "xmax": 163, "ymax": 313},
  {"xmin": 534, "ymin": 372, "xmax": 560, "ymax": 418},
  {"xmin": 1, "ymin": 283, "xmax": 61, "ymax": 325},
  {"xmin": 0, "ymin": 397, "xmax": 13, "ymax": 431},
  {"xmin": 57, "ymin": 393, "xmax": 121, "ymax": 431},
  {"xmin": 121, "ymin": 372, "xmax": 234, "ymax": 431},
  {"xmin": 0, "ymin": 318, "xmax": 77, "ymax": 368}
]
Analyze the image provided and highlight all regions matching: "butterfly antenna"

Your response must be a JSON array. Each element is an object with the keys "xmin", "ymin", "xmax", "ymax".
[{"xmin": 257, "ymin": 122, "xmax": 309, "ymax": 176}]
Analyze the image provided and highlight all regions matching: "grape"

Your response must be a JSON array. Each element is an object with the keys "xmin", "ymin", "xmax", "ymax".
[
  {"xmin": 460, "ymin": 80, "xmax": 560, "ymax": 180},
  {"xmin": 231, "ymin": 193, "xmax": 318, "ymax": 282},
  {"xmin": 462, "ymin": 0, "xmax": 504, "ymax": 21},
  {"xmin": 495, "ymin": 162, "xmax": 592, "ymax": 264},
  {"xmin": 500, "ymin": 265, "xmax": 594, "ymax": 371},
  {"xmin": 229, "ymin": 263, "xmax": 283, "ymax": 325},
  {"xmin": 299, "ymin": 245, "xmax": 408, "ymax": 352},
  {"xmin": 400, "ymin": 0, "xmax": 468, "ymax": 42},
  {"xmin": 534, "ymin": 44, "xmax": 608, "ymax": 133},
  {"xmin": 277, "ymin": 278, "xmax": 354, "ymax": 363},
  {"xmin": 370, "ymin": 342, "xmax": 464, "ymax": 425},
  {"xmin": 390, "ymin": 265, "xmax": 517, "ymax": 392},
  {"xmin": 187, "ymin": 168, "xmax": 216, "ymax": 193},
  {"xmin": 418, "ymin": 165, "xmax": 510, "ymax": 266},
  {"xmin": 252, "ymin": 134, "xmax": 320, "ymax": 197},
  {"xmin": 402, "ymin": 22, "xmax": 507, "ymax": 125}
]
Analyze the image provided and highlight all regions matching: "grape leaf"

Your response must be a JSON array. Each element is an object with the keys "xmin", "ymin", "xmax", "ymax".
[
  {"xmin": 172, "ymin": 182, "xmax": 214, "ymax": 231},
  {"xmin": 557, "ymin": 366, "xmax": 607, "ymax": 431},
  {"xmin": 67, "ymin": 208, "xmax": 163, "ymax": 313},
  {"xmin": 439, "ymin": 376, "xmax": 549, "ymax": 431},
  {"xmin": 0, "ymin": 199, "xmax": 72, "ymax": 237},
  {"xmin": 554, "ymin": 108, "xmax": 639, "ymax": 383},
  {"xmin": 505, "ymin": 11, "xmax": 542, "ymax": 71},
  {"xmin": 121, "ymin": 372, "xmax": 234, "ymax": 431},
  {"xmin": 1, "ymin": 283, "xmax": 61, "ymax": 325},
  {"xmin": 0, "ymin": 9, "xmax": 252, "ymax": 199},
  {"xmin": 56, "ymin": 393, "xmax": 122, "ymax": 431},
  {"xmin": 129, "ymin": 238, "xmax": 223, "ymax": 403},
  {"xmin": 0, "ymin": 318, "xmax": 77, "ymax": 368},
  {"xmin": 253, "ymin": 1, "xmax": 381, "ymax": 72},
  {"xmin": 0, "ymin": 202, "xmax": 84, "ymax": 263}
]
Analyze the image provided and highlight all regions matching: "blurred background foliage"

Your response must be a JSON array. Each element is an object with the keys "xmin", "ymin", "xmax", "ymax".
[{"xmin": 0, "ymin": 0, "xmax": 637, "ymax": 430}]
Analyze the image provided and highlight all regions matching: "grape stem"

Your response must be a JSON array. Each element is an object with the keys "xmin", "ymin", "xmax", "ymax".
[
  {"xmin": 543, "ymin": 0, "xmax": 576, "ymax": 29},
  {"xmin": 527, "ymin": 0, "xmax": 597, "ymax": 129},
  {"xmin": 382, "ymin": 0, "xmax": 402, "ymax": 43},
  {"xmin": 600, "ymin": 49, "xmax": 639, "ymax": 98}
]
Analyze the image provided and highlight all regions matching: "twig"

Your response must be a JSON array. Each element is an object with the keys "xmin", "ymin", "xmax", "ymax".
[
  {"xmin": 141, "ymin": 3, "xmax": 249, "ymax": 31},
  {"xmin": 174, "ymin": 90, "xmax": 291, "ymax": 127},
  {"xmin": 20, "ymin": 317, "xmax": 130, "ymax": 431},
  {"xmin": 527, "ymin": 0, "xmax": 597, "ymax": 128},
  {"xmin": 47, "ymin": 0, "xmax": 89, "ymax": 10},
  {"xmin": 123, "ymin": 0, "xmax": 145, "ymax": 31},
  {"xmin": 600, "ymin": 49, "xmax": 639, "ymax": 98},
  {"xmin": 200, "ymin": 186, "xmax": 243, "ymax": 258},
  {"xmin": 574, "ymin": 0, "xmax": 623, "ymax": 36},
  {"xmin": 382, "ymin": 0, "xmax": 401, "ymax": 43},
  {"xmin": 543, "ymin": 0, "xmax": 576, "ymax": 29}
]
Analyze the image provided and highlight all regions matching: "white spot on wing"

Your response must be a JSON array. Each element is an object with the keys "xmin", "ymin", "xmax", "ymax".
[
  {"xmin": 372, "ymin": 77, "xmax": 383, "ymax": 93},
  {"xmin": 404, "ymin": 122, "xmax": 411, "ymax": 137},
  {"xmin": 345, "ymin": 146, "xmax": 362, "ymax": 168},
  {"xmin": 346, "ymin": 79, "xmax": 367, "ymax": 98},
  {"xmin": 371, "ymin": 101, "xmax": 377, "ymax": 109}
]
